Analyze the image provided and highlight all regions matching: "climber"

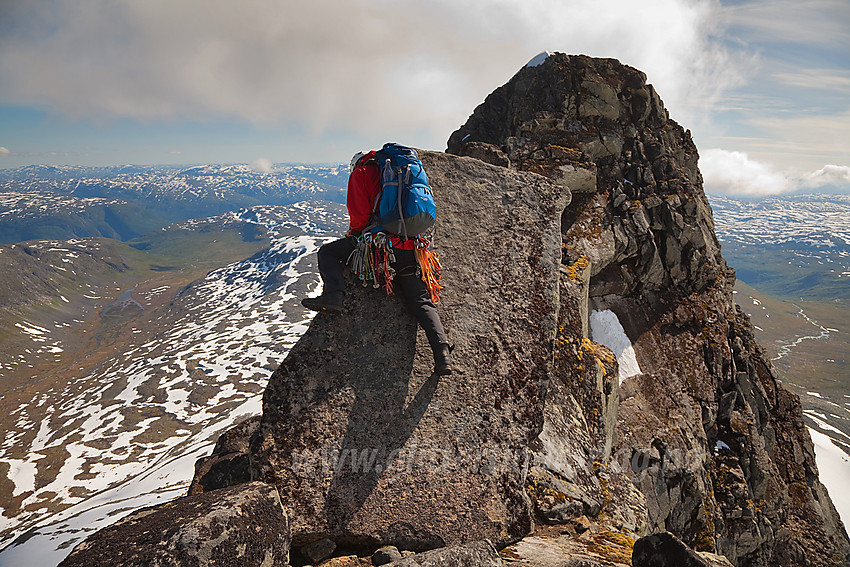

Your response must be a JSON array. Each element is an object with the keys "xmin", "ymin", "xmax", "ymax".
[{"xmin": 302, "ymin": 149, "xmax": 453, "ymax": 376}]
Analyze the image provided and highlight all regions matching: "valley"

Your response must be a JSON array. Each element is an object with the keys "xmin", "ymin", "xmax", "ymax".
[
  {"xmin": 0, "ymin": 202, "xmax": 347, "ymax": 564},
  {"xmin": 0, "ymin": 165, "xmax": 847, "ymax": 565},
  {"xmin": 734, "ymin": 281, "xmax": 850, "ymax": 453}
]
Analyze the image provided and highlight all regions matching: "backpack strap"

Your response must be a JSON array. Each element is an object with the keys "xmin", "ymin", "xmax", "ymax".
[{"xmin": 395, "ymin": 164, "xmax": 409, "ymax": 240}]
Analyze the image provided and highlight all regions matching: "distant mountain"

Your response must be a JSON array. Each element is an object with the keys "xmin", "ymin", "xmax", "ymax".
[
  {"xmin": 0, "ymin": 164, "xmax": 348, "ymax": 244},
  {"xmin": 709, "ymin": 193, "xmax": 850, "ymax": 300},
  {"xmin": 0, "ymin": 201, "xmax": 346, "ymax": 564},
  {"xmin": 0, "ymin": 192, "xmax": 164, "ymax": 243}
]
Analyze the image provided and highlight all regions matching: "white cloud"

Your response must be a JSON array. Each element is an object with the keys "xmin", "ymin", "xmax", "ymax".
[
  {"xmin": 0, "ymin": 0, "xmax": 744, "ymax": 150},
  {"xmin": 773, "ymin": 69, "xmax": 850, "ymax": 92},
  {"xmin": 0, "ymin": 147, "xmax": 10, "ymax": 156},
  {"xmin": 249, "ymin": 157, "xmax": 274, "ymax": 174},
  {"xmin": 701, "ymin": 149, "xmax": 850, "ymax": 195},
  {"xmin": 718, "ymin": 0, "xmax": 850, "ymax": 48},
  {"xmin": 801, "ymin": 165, "xmax": 850, "ymax": 189},
  {"xmin": 701, "ymin": 149, "xmax": 792, "ymax": 195},
  {"xmin": 704, "ymin": 109, "xmax": 850, "ymax": 175}
]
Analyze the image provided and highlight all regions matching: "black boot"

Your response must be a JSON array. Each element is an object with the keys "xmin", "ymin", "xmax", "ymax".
[
  {"xmin": 434, "ymin": 343, "xmax": 454, "ymax": 376},
  {"xmin": 301, "ymin": 291, "xmax": 344, "ymax": 314}
]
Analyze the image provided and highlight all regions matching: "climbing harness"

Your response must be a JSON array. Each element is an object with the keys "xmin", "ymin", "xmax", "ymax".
[{"xmin": 347, "ymin": 233, "xmax": 443, "ymax": 303}]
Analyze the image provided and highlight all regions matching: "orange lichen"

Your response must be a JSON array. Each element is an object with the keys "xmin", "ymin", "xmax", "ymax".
[
  {"xmin": 564, "ymin": 255, "xmax": 590, "ymax": 282},
  {"xmin": 586, "ymin": 531, "xmax": 635, "ymax": 563},
  {"xmin": 581, "ymin": 338, "xmax": 616, "ymax": 367}
]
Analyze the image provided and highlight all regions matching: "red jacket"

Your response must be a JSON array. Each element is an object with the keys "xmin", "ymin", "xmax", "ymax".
[
  {"xmin": 347, "ymin": 151, "xmax": 414, "ymax": 250},
  {"xmin": 347, "ymin": 151, "xmax": 381, "ymax": 235}
]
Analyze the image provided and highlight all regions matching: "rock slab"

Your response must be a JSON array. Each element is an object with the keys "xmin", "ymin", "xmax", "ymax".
[
  {"xmin": 388, "ymin": 540, "xmax": 503, "ymax": 566},
  {"xmin": 250, "ymin": 151, "xmax": 570, "ymax": 550},
  {"xmin": 59, "ymin": 482, "xmax": 290, "ymax": 567}
]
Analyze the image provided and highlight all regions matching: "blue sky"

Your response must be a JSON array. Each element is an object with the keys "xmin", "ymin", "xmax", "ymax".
[{"xmin": 0, "ymin": 0, "xmax": 848, "ymax": 195}]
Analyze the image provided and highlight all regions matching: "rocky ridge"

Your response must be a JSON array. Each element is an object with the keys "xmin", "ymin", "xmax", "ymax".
[
  {"xmin": 448, "ymin": 53, "xmax": 849, "ymax": 566},
  {"xmin": 60, "ymin": 54, "xmax": 849, "ymax": 566}
]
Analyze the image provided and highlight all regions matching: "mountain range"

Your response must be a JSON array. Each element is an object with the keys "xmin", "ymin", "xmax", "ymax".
[
  {"xmin": 709, "ymin": 193, "xmax": 850, "ymax": 301},
  {"xmin": 0, "ymin": 164, "xmax": 347, "ymax": 244}
]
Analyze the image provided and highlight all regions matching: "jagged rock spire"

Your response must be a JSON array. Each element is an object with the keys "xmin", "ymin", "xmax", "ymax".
[{"xmin": 448, "ymin": 52, "xmax": 726, "ymax": 299}]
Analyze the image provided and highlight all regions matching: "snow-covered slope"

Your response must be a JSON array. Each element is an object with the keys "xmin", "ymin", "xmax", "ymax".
[
  {"xmin": 0, "ymin": 201, "xmax": 346, "ymax": 566},
  {"xmin": 709, "ymin": 194, "xmax": 850, "ymax": 298}
]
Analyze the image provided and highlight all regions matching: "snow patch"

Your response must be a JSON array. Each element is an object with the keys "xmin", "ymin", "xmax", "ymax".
[
  {"xmin": 14, "ymin": 322, "xmax": 49, "ymax": 336},
  {"xmin": 589, "ymin": 309, "xmax": 641, "ymax": 384},
  {"xmin": 804, "ymin": 411, "xmax": 850, "ymax": 443},
  {"xmin": 714, "ymin": 440, "xmax": 731, "ymax": 455},
  {"xmin": 525, "ymin": 51, "xmax": 552, "ymax": 68},
  {"xmin": 4, "ymin": 459, "xmax": 38, "ymax": 497},
  {"xmin": 809, "ymin": 428, "xmax": 850, "ymax": 527}
]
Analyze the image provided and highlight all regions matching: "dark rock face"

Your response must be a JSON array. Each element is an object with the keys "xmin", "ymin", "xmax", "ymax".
[
  {"xmin": 188, "ymin": 416, "xmax": 259, "ymax": 495},
  {"xmin": 448, "ymin": 53, "xmax": 723, "ymax": 299},
  {"xmin": 250, "ymin": 152, "xmax": 570, "ymax": 551},
  {"xmin": 59, "ymin": 482, "xmax": 290, "ymax": 567},
  {"xmin": 447, "ymin": 52, "xmax": 849, "ymax": 566}
]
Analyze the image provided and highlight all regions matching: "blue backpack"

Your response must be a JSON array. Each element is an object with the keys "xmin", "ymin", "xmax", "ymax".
[{"xmin": 370, "ymin": 143, "xmax": 437, "ymax": 238}]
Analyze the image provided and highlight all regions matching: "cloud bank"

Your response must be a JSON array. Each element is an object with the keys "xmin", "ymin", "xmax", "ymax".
[
  {"xmin": 801, "ymin": 165, "xmax": 850, "ymax": 189},
  {"xmin": 249, "ymin": 158, "xmax": 274, "ymax": 174},
  {"xmin": 700, "ymin": 149, "xmax": 850, "ymax": 196},
  {"xmin": 0, "ymin": 0, "xmax": 743, "ymax": 151}
]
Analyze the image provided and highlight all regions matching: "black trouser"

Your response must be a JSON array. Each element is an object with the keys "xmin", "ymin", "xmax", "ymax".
[{"xmin": 317, "ymin": 236, "xmax": 448, "ymax": 350}]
